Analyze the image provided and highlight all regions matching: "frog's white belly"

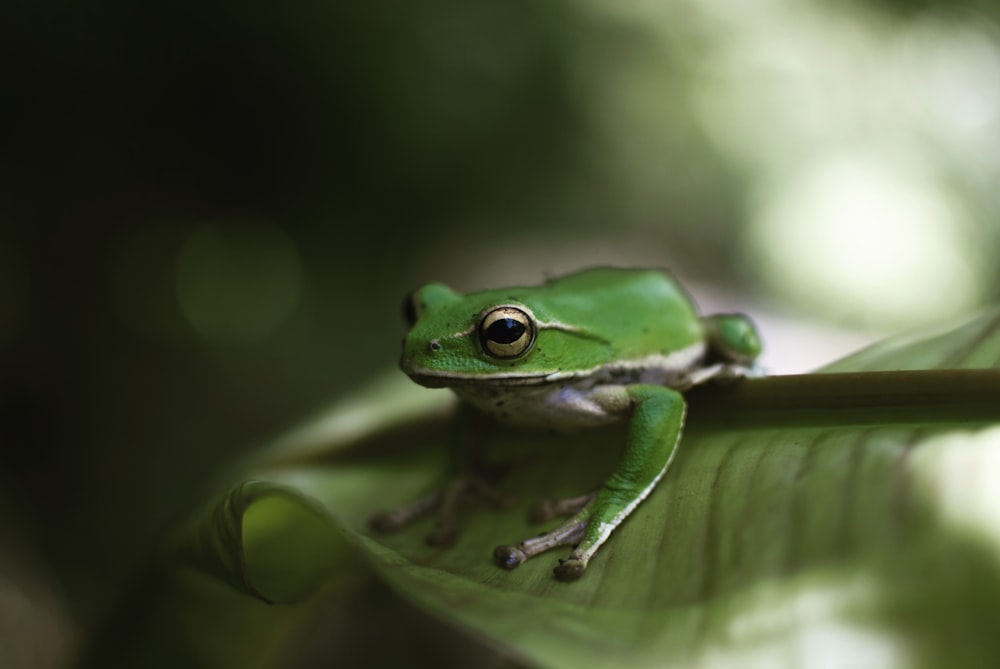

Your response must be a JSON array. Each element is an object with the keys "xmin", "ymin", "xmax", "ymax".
[
  {"xmin": 452, "ymin": 382, "xmax": 618, "ymax": 429},
  {"xmin": 451, "ymin": 364, "xmax": 694, "ymax": 430}
]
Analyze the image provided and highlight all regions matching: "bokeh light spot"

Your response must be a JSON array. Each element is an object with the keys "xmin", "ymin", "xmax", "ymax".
[
  {"xmin": 176, "ymin": 221, "xmax": 303, "ymax": 343},
  {"xmin": 896, "ymin": 11, "xmax": 1000, "ymax": 159},
  {"xmin": 751, "ymin": 152, "xmax": 979, "ymax": 326}
]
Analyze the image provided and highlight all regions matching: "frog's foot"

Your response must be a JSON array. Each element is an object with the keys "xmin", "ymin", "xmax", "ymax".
[
  {"xmin": 495, "ymin": 504, "xmax": 613, "ymax": 581},
  {"xmin": 553, "ymin": 554, "xmax": 588, "ymax": 581},
  {"xmin": 494, "ymin": 484, "xmax": 648, "ymax": 582},
  {"xmin": 493, "ymin": 513, "xmax": 588, "ymax": 573},
  {"xmin": 369, "ymin": 474, "xmax": 516, "ymax": 547},
  {"xmin": 494, "ymin": 491, "xmax": 596, "ymax": 575}
]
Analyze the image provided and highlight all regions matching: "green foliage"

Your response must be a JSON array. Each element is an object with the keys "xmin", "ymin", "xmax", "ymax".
[{"xmin": 83, "ymin": 308, "xmax": 1000, "ymax": 667}]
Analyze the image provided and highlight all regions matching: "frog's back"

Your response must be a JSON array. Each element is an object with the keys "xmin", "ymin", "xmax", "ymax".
[{"xmin": 533, "ymin": 268, "xmax": 704, "ymax": 359}]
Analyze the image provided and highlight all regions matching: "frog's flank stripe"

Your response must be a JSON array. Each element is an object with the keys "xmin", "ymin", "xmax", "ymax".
[{"xmin": 406, "ymin": 343, "xmax": 706, "ymax": 387}]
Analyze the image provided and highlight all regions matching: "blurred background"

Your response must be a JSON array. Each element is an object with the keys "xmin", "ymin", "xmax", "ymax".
[{"xmin": 2, "ymin": 0, "xmax": 999, "ymax": 665}]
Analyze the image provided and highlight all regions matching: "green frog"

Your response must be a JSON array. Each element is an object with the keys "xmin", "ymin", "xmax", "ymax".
[{"xmin": 372, "ymin": 267, "xmax": 762, "ymax": 580}]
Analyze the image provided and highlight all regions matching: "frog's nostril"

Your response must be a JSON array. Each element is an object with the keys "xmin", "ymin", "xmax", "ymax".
[{"xmin": 428, "ymin": 340, "xmax": 441, "ymax": 352}]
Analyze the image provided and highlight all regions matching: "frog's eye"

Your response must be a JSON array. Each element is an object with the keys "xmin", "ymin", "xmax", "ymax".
[
  {"xmin": 402, "ymin": 291, "xmax": 420, "ymax": 328},
  {"xmin": 479, "ymin": 306, "xmax": 535, "ymax": 359}
]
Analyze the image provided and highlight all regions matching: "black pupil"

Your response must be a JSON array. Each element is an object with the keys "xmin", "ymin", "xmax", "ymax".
[{"xmin": 486, "ymin": 318, "xmax": 525, "ymax": 344}]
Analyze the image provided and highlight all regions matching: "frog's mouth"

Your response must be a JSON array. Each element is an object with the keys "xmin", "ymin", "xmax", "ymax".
[{"xmin": 401, "ymin": 362, "xmax": 553, "ymax": 388}]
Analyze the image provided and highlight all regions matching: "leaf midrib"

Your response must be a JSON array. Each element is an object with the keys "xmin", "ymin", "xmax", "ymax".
[{"xmin": 688, "ymin": 369, "xmax": 1000, "ymax": 428}]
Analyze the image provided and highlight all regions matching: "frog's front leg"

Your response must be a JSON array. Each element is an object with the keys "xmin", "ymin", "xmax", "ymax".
[{"xmin": 494, "ymin": 385, "xmax": 686, "ymax": 581}]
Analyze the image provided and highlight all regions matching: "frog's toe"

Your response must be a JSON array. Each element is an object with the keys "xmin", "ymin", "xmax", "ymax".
[
  {"xmin": 553, "ymin": 556, "xmax": 587, "ymax": 581},
  {"xmin": 493, "ymin": 545, "xmax": 528, "ymax": 570}
]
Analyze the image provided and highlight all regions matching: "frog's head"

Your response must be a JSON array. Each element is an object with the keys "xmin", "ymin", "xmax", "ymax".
[{"xmin": 398, "ymin": 281, "xmax": 604, "ymax": 388}]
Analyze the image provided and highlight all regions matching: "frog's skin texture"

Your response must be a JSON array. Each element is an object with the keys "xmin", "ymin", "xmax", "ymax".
[{"xmin": 372, "ymin": 267, "xmax": 762, "ymax": 581}]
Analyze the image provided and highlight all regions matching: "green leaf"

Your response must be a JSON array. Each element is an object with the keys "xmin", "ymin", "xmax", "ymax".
[{"xmin": 110, "ymin": 308, "xmax": 1000, "ymax": 667}]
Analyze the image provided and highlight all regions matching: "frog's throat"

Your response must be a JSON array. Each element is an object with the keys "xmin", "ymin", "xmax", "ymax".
[{"xmin": 403, "ymin": 345, "xmax": 706, "ymax": 389}]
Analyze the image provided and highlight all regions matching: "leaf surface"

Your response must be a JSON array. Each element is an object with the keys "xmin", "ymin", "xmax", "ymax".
[{"xmin": 177, "ymin": 308, "xmax": 1000, "ymax": 667}]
